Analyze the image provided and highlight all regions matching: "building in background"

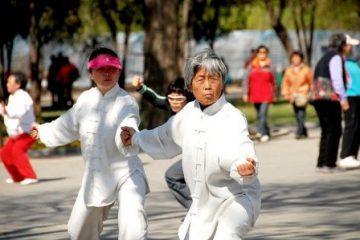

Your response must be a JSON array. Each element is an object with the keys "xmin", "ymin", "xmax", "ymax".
[{"xmin": 9, "ymin": 30, "xmax": 360, "ymax": 89}]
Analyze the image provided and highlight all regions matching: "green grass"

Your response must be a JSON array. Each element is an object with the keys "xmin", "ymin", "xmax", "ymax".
[{"xmin": 229, "ymin": 99, "xmax": 318, "ymax": 126}]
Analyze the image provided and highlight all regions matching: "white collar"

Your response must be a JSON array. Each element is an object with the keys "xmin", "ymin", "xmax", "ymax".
[{"xmin": 195, "ymin": 94, "xmax": 227, "ymax": 116}]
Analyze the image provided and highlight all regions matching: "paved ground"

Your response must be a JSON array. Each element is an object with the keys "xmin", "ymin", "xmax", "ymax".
[{"xmin": 0, "ymin": 125, "xmax": 359, "ymax": 240}]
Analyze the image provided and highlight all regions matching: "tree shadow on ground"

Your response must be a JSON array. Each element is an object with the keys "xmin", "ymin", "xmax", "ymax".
[
  {"xmin": 247, "ymin": 179, "xmax": 360, "ymax": 240},
  {"xmin": 1, "ymin": 180, "xmax": 359, "ymax": 240}
]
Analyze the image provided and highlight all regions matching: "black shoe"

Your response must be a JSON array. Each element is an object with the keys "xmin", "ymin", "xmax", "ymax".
[{"xmin": 295, "ymin": 134, "xmax": 308, "ymax": 139}]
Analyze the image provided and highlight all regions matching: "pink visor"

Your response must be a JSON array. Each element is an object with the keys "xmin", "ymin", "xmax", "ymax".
[{"xmin": 87, "ymin": 54, "xmax": 122, "ymax": 70}]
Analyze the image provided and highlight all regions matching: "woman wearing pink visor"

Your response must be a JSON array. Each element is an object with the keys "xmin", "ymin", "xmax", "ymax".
[{"xmin": 32, "ymin": 47, "xmax": 149, "ymax": 239}]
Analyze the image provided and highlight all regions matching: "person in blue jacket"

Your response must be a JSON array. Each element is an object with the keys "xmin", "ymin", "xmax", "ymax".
[{"xmin": 338, "ymin": 52, "xmax": 360, "ymax": 169}]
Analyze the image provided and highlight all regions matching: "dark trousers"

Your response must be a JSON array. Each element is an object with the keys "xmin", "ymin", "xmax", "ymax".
[
  {"xmin": 293, "ymin": 104, "xmax": 308, "ymax": 136},
  {"xmin": 340, "ymin": 96, "xmax": 360, "ymax": 159},
  {"xmin": 164, "ymin": 160, "xmax": 192, "ymax": 209},
  {"xmin": 313, "ymin": 100, "xmax": 342, "ymax": 168},
  {"xmin": 254, "ymin": 103, "xmax": 270, "ymax": 136}
]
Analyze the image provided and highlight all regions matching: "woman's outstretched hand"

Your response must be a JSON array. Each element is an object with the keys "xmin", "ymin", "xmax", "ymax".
[
  {"xmin": 237, "ymin": 158, "xmax": 256, "ymax": 176},
  {"xmin": 121, "ymin": 126, "xmax": 135, "ymax": 146},
  {"xmin": 30, "ymin": 123, "xmax": 40, "ymax": 140}
]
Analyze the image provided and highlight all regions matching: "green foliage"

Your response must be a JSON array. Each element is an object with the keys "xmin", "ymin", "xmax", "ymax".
[
  {"xmin": 244, "ymin": 0, "xmax": 360, "ymax": 30},
  {"xmin": 315, "ymin": 0, "xmax": 360, "ymax": 30},
  {"xmin": 190, "ymin": 0, "xmax": 219, "ymax": 43},
  {"xmin": 230, "ymin": 99, "xmax": 318, "ymax": 125},
  {"xmin": 81, "ymin": 0, "xmax": 144, "ymax": 35},
  {"xmin": 243, "ymin": 2, "xmax": 271, "ymax": 29},
  {"xmin": 33, "ymin": 0, "xmax": 81, "ymax": 43},
  {"xmin": 77, "ymin": 0, "xmax": 109, "ymax": 41},
  {"xmin": 218, "ymin": 4, "xmax": 248, "ymax": 31}
]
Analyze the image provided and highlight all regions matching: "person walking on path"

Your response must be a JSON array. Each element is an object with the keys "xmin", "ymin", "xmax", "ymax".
[
  {"xmin": 47, "ymin": 54, "xmax": 62, "ymax": 107},
  {"xmin": 243, "ymin": 45, "xmax": 276, "ymax": 142},
  {"xmin": 0, "ymin": 72, "xmax": 37, "ymax": 185},
  {"xmin": 56, "ymin": 56, "xmax": 79, "ymax": 107},
  {"xmin": 281, "ymin": 51, "xmax": 313, "ymax": 139},
  {"xmin": 132, "ymin": 76, "xmax": 193, "ymax": 209},
  {"xmin": 310, "ymin": 33, "xmax": 358, "ymax": 173},
  {"xmin": 338, "ymin": 37, "xmax": 360, "ymax": 169},
  {"xmin": 122, "ymin": 48, "xmax": 261, "ymax": 240},
  {"xmin": 32, "ymin": 47, "xmax": 149, "ymax": 240}
]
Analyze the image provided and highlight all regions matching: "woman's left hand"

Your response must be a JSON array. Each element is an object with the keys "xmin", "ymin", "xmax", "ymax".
[{"xmin": 236, "ymin": 158, "xmax": 256, "ymax": 176}]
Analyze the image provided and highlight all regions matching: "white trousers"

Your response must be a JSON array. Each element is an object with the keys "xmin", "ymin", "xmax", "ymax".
[
  {"xmin": 184, "ymin": 196, "xmax": 253, "ymax": 240},
  {"xmin": 67, "ymin": 171, "xmax": 148, "ymax": 240},
  {"xmin": 212, "ymin": 196, "xmax": 253, "ymax": 240}
]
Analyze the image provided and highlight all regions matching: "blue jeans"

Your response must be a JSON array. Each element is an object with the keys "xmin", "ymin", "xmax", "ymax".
[
  {"xmin": 254, "ymin": 103, "xmax": 270, "ymax": 136},
  {"xmin": 293, "ymin": 104, "xmax": 308, "ymax": 136}
]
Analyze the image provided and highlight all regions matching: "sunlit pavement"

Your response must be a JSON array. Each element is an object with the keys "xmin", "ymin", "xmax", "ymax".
[{"xmin": 0, "ymin": 126, "xmax": 359, "ymax": 240}]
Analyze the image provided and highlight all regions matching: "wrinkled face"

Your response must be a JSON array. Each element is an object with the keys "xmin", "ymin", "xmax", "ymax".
[
  {"xmin": 291, "ymin": 54, "xmax": 303, "ymax": 66},
  {"xmin": 167, "ymin": 93, "xmax": 187, "ymax": 113},
  {"xmin": 6, "ymin": 75, "xmax": 20, "ymax": 94},
  {"xmin": 90, "ymin": 66, "xmax": 121, "ymax": 95},
  {"xmin": 190, "ymin": 68, "xmax": 223, "ymax": 108}
]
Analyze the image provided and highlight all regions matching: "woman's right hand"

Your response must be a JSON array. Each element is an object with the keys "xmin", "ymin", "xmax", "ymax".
[
  {"xmin": 30, "ymin": 123, "xmax": 40, "ymax": 140},
  {"xmin": 341, "ymin": 99, "xmax": 350, "ymax": 111},
  {"xmin": 120, "ymin": 126, "xmax": 136, "ymax": 146},
  {"xmin": 132, "ymin": 76, "xmax": 143, "ymax": 90},
  {"xmin": 242, "ymin": 95, "xmax": 248, "ymax": 103}
]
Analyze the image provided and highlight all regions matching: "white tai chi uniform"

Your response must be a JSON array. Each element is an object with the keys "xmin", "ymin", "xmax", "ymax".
[
  {"xmin": 38, "ymin": 85, "xmax": 149, "ymax": 240},
  {"xmin": 130, "ymin": 94, "xmax": 261, "ymax": 240}
]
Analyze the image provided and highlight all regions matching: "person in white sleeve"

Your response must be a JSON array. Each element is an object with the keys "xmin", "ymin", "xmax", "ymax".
[
  {"xmin": 0, "ymin": 71, "xmax": 37, "ymax": 185},
  {"xmin": 121, "ymin": 48, "xmax": 261, "ymax": 240},
  {"xmin": 31, "ymin": 47, "xmax": 149, "ymax": 240}
]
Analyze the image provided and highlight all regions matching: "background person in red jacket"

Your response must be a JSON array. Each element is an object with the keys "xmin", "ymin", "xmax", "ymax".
[{"xmin": 243, "ymin": 45, "xmax": 276, "ymax": 142}]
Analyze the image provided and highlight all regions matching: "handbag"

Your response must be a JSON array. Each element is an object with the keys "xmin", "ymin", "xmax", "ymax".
[
  {"xmin": 293, "ymin": 93, "xmax": 308, "ymax": 107},
  {"xmin": 308, "ymin": 77, "xmax": 339, "ymax": 101}
]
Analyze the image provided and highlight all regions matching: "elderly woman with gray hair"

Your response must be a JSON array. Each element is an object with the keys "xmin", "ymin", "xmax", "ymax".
[{"xmin": 121, "ymin": 48, "xmax": 261, "ymax": 239}]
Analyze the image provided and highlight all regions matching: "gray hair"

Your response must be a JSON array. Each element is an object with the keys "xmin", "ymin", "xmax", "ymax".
[{"xmin": 184, "ymin": 48, "xmax": 227, "ymax": 90}]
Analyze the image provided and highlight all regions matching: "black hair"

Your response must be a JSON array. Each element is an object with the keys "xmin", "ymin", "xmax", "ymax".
[
  {"xmin": 88, "ymin": 46, "xmax": 119, "ymax": 61},
  {"xmin": 328, "ymin": 33, "xmax": 346, "ymax": 52},
  {"xmin": 256, "ymin": 45, "xmax": 269, "ymax": 53},
  {"xmin": 11, "ymin": 71, "xmax": 28, "ymax": 90},
  {"xmin": 166, "ymin": 77, "xmax": 194, "ymax": 102},
  {"xmin": 290, "ymin": 50, "xmax": 304, "ymax": 61}
]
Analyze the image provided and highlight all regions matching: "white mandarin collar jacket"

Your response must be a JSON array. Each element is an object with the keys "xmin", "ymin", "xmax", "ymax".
[
  {"xmin": 132, "ymin": 94, "xmax": 261, "ymax": 240},
  {"xmin": 3, "ymin": 89, "xmax": 35, "ymax": 137},
  {"xmin": 39, "ymin": 85, "xmax": 148, "ymax": 206}
]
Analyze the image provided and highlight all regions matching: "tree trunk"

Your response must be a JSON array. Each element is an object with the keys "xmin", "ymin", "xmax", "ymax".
[
  {"xmin": 290, "ymin": 0, "xmax": 316, "ymax": 65},
  {"xmin": 306, "ymin": 0, "xmax": 316, "ymax": 66},
  {"xmin": 5, "ymin": 40, "xmax": 13, "ymax": 73},
  {"xmin": 29, "ymin": 2, "xmax": 42, "ymax": 120},
  {"xmin": 0, "ymin": 46, "xmax": 5, "ymax": 100},
  {"xmin": 119, "ymin": 23, "xmax": 131, "ymax": 89},
  {"xmin": 266, "ymin": 0, "xmax": 293, "ymax": 60},
  {"xmin": 0, "ymin": 45, "xmax": 4, "ymax": 147},
  {"xmin": 143, "ymin": 0, "xmax": 179, "ymax": 128},
  {"xmin": 99, "ymin": 0, "xmax": 118, "ymax": 50},
  {"xmin": 177, "ymin": 0, "xmax": 191, "ymax": 76}
]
